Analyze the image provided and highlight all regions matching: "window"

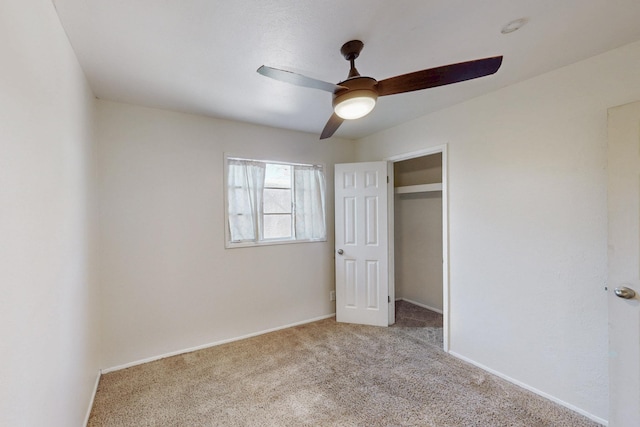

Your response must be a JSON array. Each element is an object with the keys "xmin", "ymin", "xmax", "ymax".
[{"xmin": 225, "ymin": 156, "xmax": 326, "ymax": 247}]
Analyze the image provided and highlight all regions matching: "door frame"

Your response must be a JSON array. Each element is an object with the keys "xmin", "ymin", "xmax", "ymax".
[{"xmin": 386, "ymin": 144, "xmax": 450, "ymax": 352}]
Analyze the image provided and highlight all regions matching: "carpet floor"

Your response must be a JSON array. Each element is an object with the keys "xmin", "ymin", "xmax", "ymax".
[{"xmin": 88, "ymin": 301, "xmax": 601, "ymax": 426}]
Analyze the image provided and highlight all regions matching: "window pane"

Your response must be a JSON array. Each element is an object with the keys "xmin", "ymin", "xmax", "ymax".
[
  {"xmin": 264, "ymin": 163, "xmax": 291, "ymax": 189},
  {"xmin": 263, "ymin": 188, "xmax": 291, "ymax": 214},
  {"xmin": 263, "ymin": 214, "xmax": 292, "ymax": 239}
]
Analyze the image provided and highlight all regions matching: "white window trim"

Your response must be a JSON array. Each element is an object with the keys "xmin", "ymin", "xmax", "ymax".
[{"xmin": 224, "ymin": 154, "xmax": 327, "ymax": 248}]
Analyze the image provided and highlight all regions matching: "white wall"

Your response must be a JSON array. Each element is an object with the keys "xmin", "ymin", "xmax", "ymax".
[
  {"xmin": 394, "ymin": 192, "xmax": 443, "ymax": 311},
  {"xmin": 96, "ymin": 100, "xmax": 355, "ymax": 369},
  {"xmin": 356, "ymin": 39, "xmax": 640, "ymax": 422},
  {"xmin": 0, "ymin": 1, "xmax": 99, "ymax": 426}
]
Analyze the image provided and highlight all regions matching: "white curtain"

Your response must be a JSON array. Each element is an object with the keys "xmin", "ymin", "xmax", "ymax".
[
  {"xmin": 227, "ymin": 159, "xmax": 266, "ymax": 242},
  {"xmin": 294, "ymin": 165, "xmax": 326, "ymax": 240}
]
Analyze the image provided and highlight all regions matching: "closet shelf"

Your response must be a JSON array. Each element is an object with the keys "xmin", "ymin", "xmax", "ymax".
[{"xmin": 395, "ymin": 183, "xmax": 442, "ymax": 194}]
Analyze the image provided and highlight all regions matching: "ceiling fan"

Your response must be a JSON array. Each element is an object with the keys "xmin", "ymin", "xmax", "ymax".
[{"xmin": 257, "ymin": 40, "xmax": 503, "ymax": 139}]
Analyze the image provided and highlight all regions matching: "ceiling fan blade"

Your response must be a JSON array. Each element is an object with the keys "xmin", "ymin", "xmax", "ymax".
[
  {"xmin": 257, "ymin": 66, "xmax": 346, "ymax": 93},
  {"xmin": 320, "ymin": 113, "xmax": 344, "ymax": 140},
  {"xmin": 376, "ymin": 56, "xmax": 503, "ymax": 97}
]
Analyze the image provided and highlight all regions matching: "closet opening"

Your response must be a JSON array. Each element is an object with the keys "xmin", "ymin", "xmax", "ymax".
[{"xmin": 388, "ymin": 147, "xmax": 448, "ymax": 351}]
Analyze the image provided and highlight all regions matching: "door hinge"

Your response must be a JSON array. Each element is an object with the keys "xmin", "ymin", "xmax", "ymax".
[
  {"xmin": 388, "ymin": 295, "xmax": 391, "ymax": 303},
  {"xmin": 387, "ymin": 176, "xmax": 389, "ymax": 183}
]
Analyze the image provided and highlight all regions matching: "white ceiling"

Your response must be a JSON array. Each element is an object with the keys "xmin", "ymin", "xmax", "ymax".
[{"xmin": 52, "ymin": 0, "xmax": 640, "ymax": 140}]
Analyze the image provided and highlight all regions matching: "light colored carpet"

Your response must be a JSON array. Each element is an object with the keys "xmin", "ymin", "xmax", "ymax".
[{"xmin": 88, "ymin": 302, "xmax": 601, "ymax": 426}]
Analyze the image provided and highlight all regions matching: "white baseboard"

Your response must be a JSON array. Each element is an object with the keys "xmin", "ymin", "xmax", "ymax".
[
  {"xmin": 101, "ymin": 313, "xmax": 336, "ymax": 374},
  {"xmin": 448, "ymin": 351, "xmax": 608, "ymax": 426},
  {"xmin": 83, "ymin": 370, "xmax": 101, "ymax": 426},
  {"xmin": 400, "ymin": 297, "xmax": 443, "ymax": 314}
]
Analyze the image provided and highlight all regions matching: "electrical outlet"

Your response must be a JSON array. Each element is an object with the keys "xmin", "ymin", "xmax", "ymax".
[{"xmin": 330, "ymin": 290, "xmax": 336, "ymax": 301}]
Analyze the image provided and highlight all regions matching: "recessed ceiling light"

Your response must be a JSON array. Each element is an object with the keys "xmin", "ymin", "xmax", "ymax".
[{"xmin": 501, "ymin": 18, "xmax": 528, "ymax": 34}]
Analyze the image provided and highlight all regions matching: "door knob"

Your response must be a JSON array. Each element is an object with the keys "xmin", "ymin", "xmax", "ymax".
[
  {"xmin": 337, "ymin": 249, "xmax": 344, "ymax": 255},
  {"xmin": 614, "ymin": 286, "xmax": 636, "ymax": 299}
]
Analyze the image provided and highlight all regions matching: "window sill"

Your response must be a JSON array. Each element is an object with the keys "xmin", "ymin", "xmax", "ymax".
[{"xmin": 225, "ymin": 237, "xmax": 327, "ymax": 249}]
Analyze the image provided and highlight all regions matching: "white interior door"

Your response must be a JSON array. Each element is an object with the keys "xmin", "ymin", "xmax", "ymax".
[
  {"xmin": 608, "ymin": 101, "xmax": 640, "ymax": 426},
  {"xmin": 335, "ymin": 161, "xmax": 390, "ymax": 327}
]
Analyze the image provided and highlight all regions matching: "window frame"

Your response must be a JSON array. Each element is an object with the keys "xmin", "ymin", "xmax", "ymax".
[{"xmin": 224, "ymin": 154, "xmax": 327, "ymax": 248}]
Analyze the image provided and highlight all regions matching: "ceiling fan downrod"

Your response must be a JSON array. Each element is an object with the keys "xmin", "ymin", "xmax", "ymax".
[{"xmin": 341, "ymin": 40, "xmax": 364, "ymax": 79}]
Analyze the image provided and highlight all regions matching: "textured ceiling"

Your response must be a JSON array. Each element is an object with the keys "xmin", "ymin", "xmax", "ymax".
[{"xmin": 52, "ymin": 0, "xmax": 640, "ymax": 140}]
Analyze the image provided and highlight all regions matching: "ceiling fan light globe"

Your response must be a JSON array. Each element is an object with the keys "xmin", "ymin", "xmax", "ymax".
[{"xmin": 333, "ymin": 90, "xmax": 377, "ymax": 120}]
